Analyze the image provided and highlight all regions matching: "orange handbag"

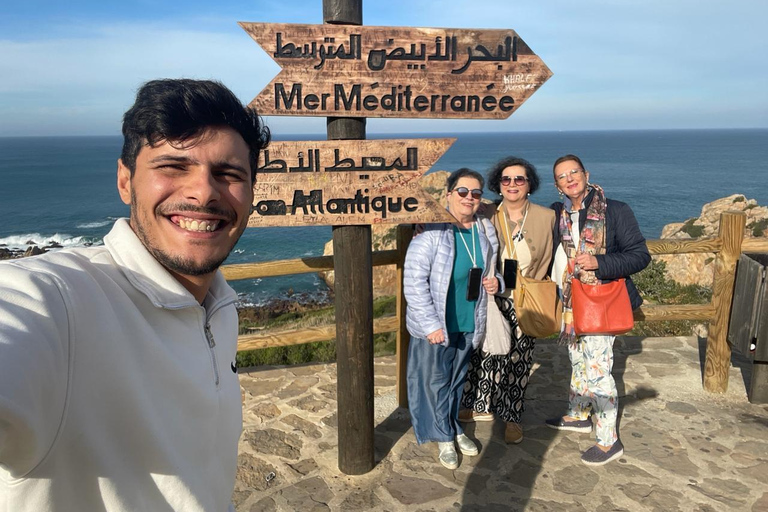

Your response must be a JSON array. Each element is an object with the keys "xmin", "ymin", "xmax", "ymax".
[{"xmin": 571, "ymin": 278, "xmax": 634, "ymax": 336}]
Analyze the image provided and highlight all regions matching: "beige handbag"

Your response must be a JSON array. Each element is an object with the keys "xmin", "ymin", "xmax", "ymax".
[
  {"xmin": 514, "ymin": 271, "xmax": 562, "ymax": 338},
  {"xmin": 498, "ymin": 205, "xmax": 562, "ymax": 338},
  {"xmin": 484, "ymin": 296, "xmax": 512, "ymax": 355}
]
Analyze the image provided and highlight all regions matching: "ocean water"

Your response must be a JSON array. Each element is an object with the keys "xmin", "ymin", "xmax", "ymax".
[{"xmin": 1, "ymin": 129, "xmax": 766, "ymax": 305}]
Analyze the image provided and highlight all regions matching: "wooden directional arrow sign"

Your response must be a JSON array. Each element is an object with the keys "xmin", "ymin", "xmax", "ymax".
[
  {"xmin": 249, "ymin": 138, "xmax": 455, "ymax": 227},
  {"xmin": 240, "ymin": 23, "xmax": 552, "ymax": 119}
]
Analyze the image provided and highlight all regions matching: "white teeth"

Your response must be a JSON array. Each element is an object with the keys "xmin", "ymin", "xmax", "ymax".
[{"xmin": 177, "ymin": 218, "xmax": 220, "ymax": 232}]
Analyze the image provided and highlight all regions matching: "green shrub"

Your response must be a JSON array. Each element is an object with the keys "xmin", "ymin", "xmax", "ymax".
[
  {"xmin": 631, "ymin": 260, "xmax": 711, "ymax": 336},
  {"xmin": 732, "ymin": 196, "xmax": 746, "ymax": 203},
  {"xmin": 748, "ymin": 218, "xmax": 768, "ymax": 237},
  {"xmin": 236, "ymin": 339, "xmax": 337, "ymax": 368},
  {"xmin": 681, "ymin": 218, "xmax": 704, "ymax": 238},
  {"xmin": 236, "ymin": 296, "xmax": 399, "ymax": 367}
]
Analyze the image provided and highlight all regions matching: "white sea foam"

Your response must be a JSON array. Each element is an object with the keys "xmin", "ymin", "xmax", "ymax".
[
  {"xmin": 76, "ymin": 220, "xmax": 111, "ymax": 229},
  {"xmin": 0, "ymin": 233, "xmax": 100, "ymax": 251}
]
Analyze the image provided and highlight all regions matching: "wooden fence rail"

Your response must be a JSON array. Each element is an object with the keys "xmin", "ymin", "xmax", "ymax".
[{"xmin": 224, "ymin": 211, "xmax": 768, "ymax": 399}]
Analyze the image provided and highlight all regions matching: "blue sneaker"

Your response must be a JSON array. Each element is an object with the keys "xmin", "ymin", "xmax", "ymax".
[
  {"xmin": 581, "ymin": 440, "xmax": 624, "ymax": 466},
  {"xmin": 545, "ymin": 416, "xmax": 592, "ymax": 433}
]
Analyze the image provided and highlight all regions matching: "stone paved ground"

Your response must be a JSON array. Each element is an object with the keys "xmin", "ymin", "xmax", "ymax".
[{"xmin": 234, "ymin": 336, "xmax": 768, "ymax": 511}]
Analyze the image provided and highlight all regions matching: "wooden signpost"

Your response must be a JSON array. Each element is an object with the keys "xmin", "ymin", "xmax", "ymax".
[
  {"xmin": 241, "ymin": 3, "xmax": 551, "ymax": 476},
  {"xmin": 250, "ymin": 138, "xmax": 455, "ymax": 226},
  {"xmin": 240, "ymin": 23, "xmax": 552, "ymax": 119}
]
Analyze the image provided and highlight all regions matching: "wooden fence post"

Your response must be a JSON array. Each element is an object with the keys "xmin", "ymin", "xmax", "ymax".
[
  {"xmin": 396, "ymin": 224, "xmax": 413, "ymax": 408},
  {"xmin": 703, "ymin": 211, "xmax": 746, "ymax": 393}
]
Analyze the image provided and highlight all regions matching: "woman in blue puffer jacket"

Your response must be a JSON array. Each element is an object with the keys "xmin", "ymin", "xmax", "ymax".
[{"xmin": 404, "ymin": 168, "xmax": 502, "ymax": 470}]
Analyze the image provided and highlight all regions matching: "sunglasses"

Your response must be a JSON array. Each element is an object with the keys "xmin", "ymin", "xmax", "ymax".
[
  {"xmin": 453, "ymin": 187, "xmax": 483, "ymax": 200},
  {"xmin": 500, "ymin": 175, "xmax": 529, "ymax": 187},
  {"xmin": 555, "ymin": 168, "xmax": 584, "ymax": 182}
]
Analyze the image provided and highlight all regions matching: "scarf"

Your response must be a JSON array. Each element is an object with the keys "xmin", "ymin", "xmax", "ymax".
[{"xmin": 557, "ymin": 184, "xmax": 607, "ymax": 345}]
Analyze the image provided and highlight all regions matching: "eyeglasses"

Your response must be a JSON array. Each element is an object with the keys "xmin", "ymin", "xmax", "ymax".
[
  {"xmin": 555, "ymin": 168, "xmax": 584, "ymax": 182},
  {"xmin": 453, "ymin": 187, "xmax": 483, "ymax": 200},
  {"xmin": 500, "ymin": 175, "xmax": 529, "ymax": 187}
]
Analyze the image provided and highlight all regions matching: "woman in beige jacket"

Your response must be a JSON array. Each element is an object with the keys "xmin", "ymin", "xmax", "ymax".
[{"xmin": 460, "ymin": 156, "xmax": 555, "ymax": 444}]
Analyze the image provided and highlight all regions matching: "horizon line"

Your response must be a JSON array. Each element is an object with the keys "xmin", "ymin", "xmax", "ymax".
[{"xmin": 2, "ymin": 126, "xmax": 767, "ymax": 140}]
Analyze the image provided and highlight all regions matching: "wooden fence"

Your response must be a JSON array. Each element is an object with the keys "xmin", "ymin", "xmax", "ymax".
[{"xmin": 222, "ymin": 211, "xmax": 768, "ymax": 403}]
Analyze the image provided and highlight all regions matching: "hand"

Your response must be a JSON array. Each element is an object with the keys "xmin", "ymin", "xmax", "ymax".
[
  {"xmin": 575, "ymin": 252, "xmax": 599, "ymax": 271},
  {"xmin": 482, "ymin": 276, "xmax": 499, "ymax": 295},
  {"xmin": 426, "ymin": 329, "xmax": 445, "ymax": 345}
]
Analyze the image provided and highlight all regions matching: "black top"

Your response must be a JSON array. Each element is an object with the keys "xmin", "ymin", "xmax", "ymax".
[{"xmin": 551, "ymin": 188, "xmax": 651, "ymax": 310}]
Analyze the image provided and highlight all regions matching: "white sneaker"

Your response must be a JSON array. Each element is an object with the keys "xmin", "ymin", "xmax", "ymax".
[
  {"xmin": 455, "ymin": 434, "xmax": 479, "ymax": 456},
  {"xmin": 437, "ymin": 441, "xmax": 459, "ymax": 469}
]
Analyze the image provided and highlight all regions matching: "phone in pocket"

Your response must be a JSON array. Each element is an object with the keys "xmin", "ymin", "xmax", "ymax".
[
  {"xmin": 466, "ymin": 267, "xmax": 483, "ymax": 301},
  {"xmin": 503, "ymin": 258, "xmax": 518, "ymax": 290}
]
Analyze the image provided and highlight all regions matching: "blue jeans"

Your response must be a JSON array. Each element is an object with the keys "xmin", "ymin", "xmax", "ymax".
[{"xmin": 406, "ymin": 332, "xmax": 474, "ymax": 444}]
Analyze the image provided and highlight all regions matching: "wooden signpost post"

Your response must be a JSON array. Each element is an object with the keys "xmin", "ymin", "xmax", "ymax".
[
  {"xmin": 241, "ymin": 23, "xmax": 552, "ymax": 119},
  {"xmin": 240, "ymin": 1, "xmax": 551, "ymax": 476},
  {"xmin": 250, "ymin": 138, "xmax": 455, "ymax": 226}
]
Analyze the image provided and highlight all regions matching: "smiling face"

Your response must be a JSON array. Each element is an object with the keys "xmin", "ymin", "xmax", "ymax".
[
  {"xmin": 554, "ymin": 159, "xmax": 590, "ymax": 206},
  {"xmin": 447, "ymin": 176, "xmax": 483, "ymax": 223},
  {"xmin": 117, "ymin": 126, "xmax": 253, "ymax": 284},
  {"xmin": 499, "ymin": 165, "xmax": 530, "ymax": 205}
]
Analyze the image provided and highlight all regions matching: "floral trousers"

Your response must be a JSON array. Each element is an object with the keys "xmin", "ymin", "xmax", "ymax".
[{"xmin": 567, "ymin": 335, "xmax": 618, "ymax": 447}]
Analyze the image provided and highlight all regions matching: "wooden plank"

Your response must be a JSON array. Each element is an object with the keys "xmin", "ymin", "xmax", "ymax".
[
  {"xmin": 633, "ymin": 304, "xmax": 714, "ymax": 322},
  {"xmin": 249, "ymin": 138, "xmax": 456, "ymax": 226},
  {"xmin": 221, "ymin": 249, "xmax": 398, "ymax": 281},
  {"xmin": 240, "ymin": 23, "xmax": 552, "ymax": 119},
  {"xmin": 395, "ymin": 224, "xmax": 413, "ymax": 409},
  {"xmin": 704, "ymin": 212, "xmax": 746, "ymax": 393},
  {"xmin": 646, "ymin": 238, "xmax": 721, "ymax": 255},
  {"xmin": 742, "ymin": 237, "xmax": 768, "ymax": 252},
  {"xmin": 237, "ymin": 316, "xmax": 399, "ymax": 351}
]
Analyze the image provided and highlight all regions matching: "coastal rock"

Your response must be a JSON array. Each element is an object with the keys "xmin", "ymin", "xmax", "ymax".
[
  {"xmin": 319, "ymin": 171, "xmax": 451, "ymax": 297},
  {"xmin": 23, "ymin": 246, "xmax": 44, "ymax": 258},
  {"xmin": 658, "ymin": 194, "xmax": 768, "ymax": 286}
]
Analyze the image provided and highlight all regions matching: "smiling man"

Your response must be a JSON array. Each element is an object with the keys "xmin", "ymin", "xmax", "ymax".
[{"xmin": 0, "ymin": 79, "xmax": 270, "ymax": 511}]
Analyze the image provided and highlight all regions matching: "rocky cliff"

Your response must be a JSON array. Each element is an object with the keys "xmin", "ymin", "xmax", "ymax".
[{"xmin": 658, "ymin": 194, "xmax": 768, "ymax": 286}]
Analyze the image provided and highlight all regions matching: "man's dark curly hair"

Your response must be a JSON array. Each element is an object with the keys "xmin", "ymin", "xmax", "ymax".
[
  {"xmin": 120, "ymin": 79, "xmax": 270, "ymax": 183},
  {"xmin": 487, "ymin": 156, "xmax": 540, "ymax": 196}
]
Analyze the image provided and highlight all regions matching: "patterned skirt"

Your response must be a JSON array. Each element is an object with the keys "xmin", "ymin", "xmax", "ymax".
[{"xmin": 461, "ymin": 295, "xmax": 535, "ymax": 424}]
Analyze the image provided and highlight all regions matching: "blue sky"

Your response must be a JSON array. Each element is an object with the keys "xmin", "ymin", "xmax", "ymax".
[{"xmin": 1, "ymin": 0, "xmax": 765, "ymax": 136}]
